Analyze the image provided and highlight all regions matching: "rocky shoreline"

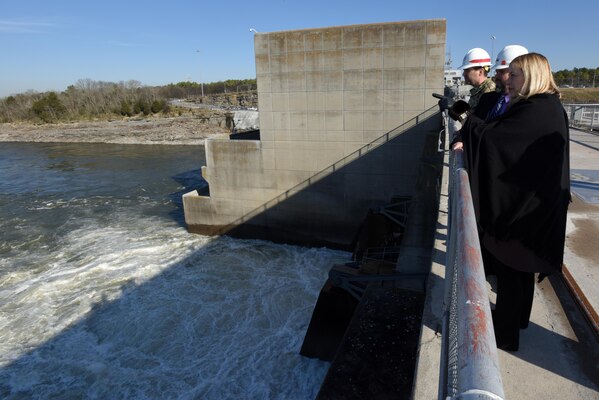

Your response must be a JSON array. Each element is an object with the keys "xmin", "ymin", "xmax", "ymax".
[{"xmin": 0, "ymin": 116, "xmax": 231, "ymax": 146}]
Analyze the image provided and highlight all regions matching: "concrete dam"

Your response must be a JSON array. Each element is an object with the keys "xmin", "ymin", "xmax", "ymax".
[
  {"xmin": 183, "ymin": 20, "xmax": 446, "ymax": 247},
  {"xmin": 183, "ymin": 20, "xmax": 447, "ymax": 398}
]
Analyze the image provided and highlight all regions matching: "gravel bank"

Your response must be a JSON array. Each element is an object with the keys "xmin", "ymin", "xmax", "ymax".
[{"xmin": 0, "ymin": 116, "xmax": 230, "ymax": 145}]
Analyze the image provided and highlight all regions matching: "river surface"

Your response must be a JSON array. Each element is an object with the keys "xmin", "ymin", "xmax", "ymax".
[{"xmin": 0, "ymin": 142, "xmax": 347, "ymax": 399}]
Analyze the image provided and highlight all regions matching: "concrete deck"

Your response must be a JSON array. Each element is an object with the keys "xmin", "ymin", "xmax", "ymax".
[
  {"xmin": 414, "ymin": 128, "xmax": 599, "ymax": 399},
  {"xmin": 564, "ymin": 129, "xmax": 599, "ymax": 337}
]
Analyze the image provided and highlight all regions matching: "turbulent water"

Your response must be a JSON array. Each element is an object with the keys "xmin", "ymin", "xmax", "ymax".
[{"xmin": 0, "ymin": 142, "xmax": 348, "ymax": 399}]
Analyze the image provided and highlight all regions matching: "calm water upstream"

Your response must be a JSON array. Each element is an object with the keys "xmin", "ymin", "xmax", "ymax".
[{"xmin": 0, "ymin": 142, "xmax": 347, "ymax": 399}]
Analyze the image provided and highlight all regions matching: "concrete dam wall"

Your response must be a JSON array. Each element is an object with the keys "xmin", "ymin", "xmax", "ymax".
[{"xmin": 183, "ymin": 20, "xmax": 446, "ymax": 249}]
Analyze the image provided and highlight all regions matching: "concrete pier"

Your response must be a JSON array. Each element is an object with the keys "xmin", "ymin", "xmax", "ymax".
[{"xmin": 183, "ymin": 20, "xmax": 446, "ymax": 248}]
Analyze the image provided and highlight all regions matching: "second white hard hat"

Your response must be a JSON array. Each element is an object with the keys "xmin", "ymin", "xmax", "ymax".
[
  {"xmin": 492, "ymin": 45, "xmax": 529, "ymax": 70},
  {"xmin": 458, "ymin": 48, "xmax": 492, "ymax": 69}
]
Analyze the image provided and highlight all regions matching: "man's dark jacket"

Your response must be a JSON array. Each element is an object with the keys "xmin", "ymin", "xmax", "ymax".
[{"xmin": 473, "ymin": 91, "xmax": 502, "ymax": 120}]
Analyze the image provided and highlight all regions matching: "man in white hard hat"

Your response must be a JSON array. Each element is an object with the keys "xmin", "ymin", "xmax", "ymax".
[
  {"xmin": 475, "ymin": 45, "xmax": 529, "ymax": 121},
  {"xmin": 459, "ymin": 48, "xmax": 496, "ymax": 111}
]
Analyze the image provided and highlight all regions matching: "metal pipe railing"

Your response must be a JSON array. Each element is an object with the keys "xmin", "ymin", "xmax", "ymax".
[
  {"xmin": 440, "ymin": 117, "xmax": 505, "ymax": 399},
  {"xmin": 563, "ymin": 103, "xmax": 599, "ymax": 131}
]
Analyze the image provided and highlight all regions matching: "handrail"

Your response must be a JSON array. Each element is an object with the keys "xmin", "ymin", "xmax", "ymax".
[
  {"xmin": 563, "ymin": 103, "xmax": 599, "ymax": 131},
  {"xmin": 440, "ymin": 116, "xmax": 505, "ymax": 400}
]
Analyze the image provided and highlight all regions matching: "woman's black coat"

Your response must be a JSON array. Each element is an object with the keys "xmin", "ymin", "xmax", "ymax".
[{"xmin": 460, "ymin": 93, "xmax": 570, "ymax": 274}]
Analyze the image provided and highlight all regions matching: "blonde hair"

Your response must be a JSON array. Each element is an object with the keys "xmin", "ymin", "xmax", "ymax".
[{"xmin": 510, "ymin": 53, "xmax": 560, "ymax": 100}]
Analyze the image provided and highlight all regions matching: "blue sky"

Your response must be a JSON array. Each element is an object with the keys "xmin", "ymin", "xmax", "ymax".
[{"xmin": 1, "ymin": 0, "xmax": 598, "ymax": 97}]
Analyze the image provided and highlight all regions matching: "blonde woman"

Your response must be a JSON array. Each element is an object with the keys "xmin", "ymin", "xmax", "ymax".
[{"xmin": 452, "ymin": 53, "xmax": 570, "ymax": 351}]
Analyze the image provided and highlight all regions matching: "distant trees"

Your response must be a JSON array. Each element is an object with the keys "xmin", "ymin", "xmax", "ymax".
[
  {"xmin": 0, "ymin": 93, "xmax": 36, "ymax": 121},
  {"xmin": 553, "ymin": 67, "xmax": 599, "ymax": 88},
  {"xmin": 31, "ymin": 92, "xmax": 67, "ymax": 122},
  {"xmin": 0, "ymin": 77, "xmax": 257, "ymax": 123},
  {"xmin": 0, "ymin": 79, "xmax": 170, "ymax": 123},
  {"xmin": 158, "ymin": 78, "xmax": 256, "ymax": 98},
  {"xmin": 160, "ymin": 81, "xmax": 203, "ymax": 98}
]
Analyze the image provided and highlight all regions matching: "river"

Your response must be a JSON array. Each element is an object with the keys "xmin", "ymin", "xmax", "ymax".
[{"xmin": 0, "ymin": 142, "xmax": 347, "ymax": 399}]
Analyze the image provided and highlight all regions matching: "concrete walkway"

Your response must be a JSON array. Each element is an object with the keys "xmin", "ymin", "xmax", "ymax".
[
  {"xmin": 564, "ymin": 129, "xmax": 599, "ymax": 337},
  {"xmin": 413, "ymin": 128, "xmax": 599, "ymax": 400}
]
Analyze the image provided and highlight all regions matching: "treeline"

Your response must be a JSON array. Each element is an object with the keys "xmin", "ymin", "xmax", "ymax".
[
  {"xmin": 160, "ymin": 79, "xmax": 256, "ymax": 98},
  {"xmin": 0, "ymin": 79, "xmax": 169, "ymax": 123},
  {"xmin": 553, "ymin": 67, "xmax": 599, "ymax": 88},
  {"xmin": 0, "ymin": 78, "xmax": 257, "ymax": 123}
]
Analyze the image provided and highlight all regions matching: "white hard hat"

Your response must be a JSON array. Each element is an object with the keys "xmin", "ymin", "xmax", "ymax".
[
  {"xmin": 458, "ymin": 48, "xmax": 492, "ymax": 69},
  {"xmin": 492, "ymin": 45, "xmax": 529, "ymax": 70}
]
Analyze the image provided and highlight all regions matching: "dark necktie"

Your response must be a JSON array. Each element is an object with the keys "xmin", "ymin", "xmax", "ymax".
[{"xmin": 486, "ymin": 95, "xmax": 507, "ymax": 121}]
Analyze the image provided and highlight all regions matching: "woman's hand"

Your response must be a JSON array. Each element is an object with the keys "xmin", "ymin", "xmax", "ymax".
[{"xmin": 452, "ymin": 141, "xmax": 463, "ymax": 151}]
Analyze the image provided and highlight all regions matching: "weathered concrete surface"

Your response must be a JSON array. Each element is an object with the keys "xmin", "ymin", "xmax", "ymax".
[
  {"xmin": 564, "ymin": 128, "xmax": 599, "ymax": 336},
  {"xmin": 185, "ymin": 112, "xmax": 442, "ymax": 249},
  {"xmin": 183, "ymin": 20, "xmax": 447, "ymax": 247}
]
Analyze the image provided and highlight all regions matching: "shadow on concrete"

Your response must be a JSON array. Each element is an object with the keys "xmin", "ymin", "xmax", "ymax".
[
  {"xmin": 570, "ymin": 178, "xmax": 599, "ymax": 204},
  {"xmin": 570, "ymin": 137, "xmax": 599, "ymax": 152},
  {"xmin": 484, "ymin": 273, "xmax": 597, "ymax": 390},
  {"xmin": 515, "ymin": 318, "xmax": 599, "ymax": 391},
  {"xmin": 571, "ymin": 180, "xmax": 599, "ymax": 191},
  {"xmin": 194, "ymin": 109, "xmax": 443, "ymax": 252},
  {"xmin": 539, "ymin": 275, "xmax": 599, "ymax": 388}
]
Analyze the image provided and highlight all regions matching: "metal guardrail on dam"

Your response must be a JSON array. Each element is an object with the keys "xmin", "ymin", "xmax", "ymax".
[
  {"xmin": 564, "ymin": 103, "xmax": 599, "ymax": 131},
  {"xmin": 439, "ymin": 118, "xmax": 505, "ymax": 400}
]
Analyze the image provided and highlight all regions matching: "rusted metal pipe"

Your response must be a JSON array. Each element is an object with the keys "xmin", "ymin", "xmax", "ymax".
[
  {"xmin": 442, "ymin": 145, "xmax": 505, "ymax": 399},
  {"xmin": 453, "ymin": 165, "xmax": 504, "ymax": 398}
]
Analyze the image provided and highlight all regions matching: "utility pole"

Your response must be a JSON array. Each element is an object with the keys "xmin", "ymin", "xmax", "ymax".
[
  {"xmin": 490, "ymin": 35, "xmax": 496, "ymax": 62},
  {"xmin": 445, "ymin": 47, "xmax": 452, "ymax": 70}
]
